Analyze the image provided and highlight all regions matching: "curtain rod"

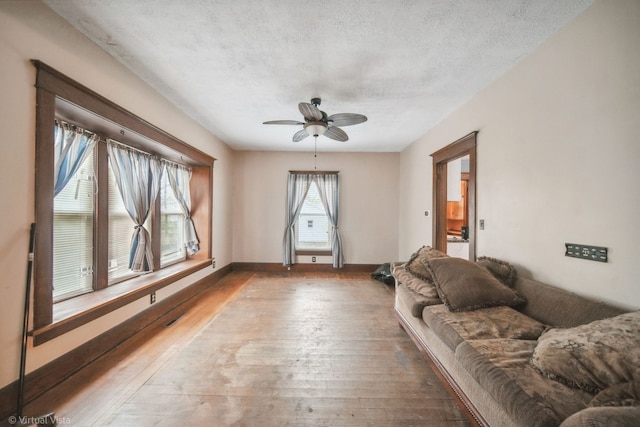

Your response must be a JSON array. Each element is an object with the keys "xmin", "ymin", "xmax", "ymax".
[
  {"xmin": 107, "ymin": 138, "xmax": 190, "ymax": 170},
  {"xmin": 107, "ymin": 137, "xmax": 151, "ymax": 157},
  {"xmin": 55, "ymin": 118, "xmax": 98, "ymax": 138},
  {"xmin": 288, "ymin": 170, "xmax": 339, "ymax": 175},
  {"xmin": 56, "ymin": 118, "xmax": 190, "ymax": 170}
]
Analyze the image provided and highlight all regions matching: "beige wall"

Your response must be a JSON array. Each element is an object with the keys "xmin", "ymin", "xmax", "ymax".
[
  {"xmin": 232, "ymin": 151, "xmax": 399, "ymax": 265},
  {"xmin": 0, "ymin": 1, "xmax": 234, "ymax": 388},
  {"xmin": 2, "ymin": 0, "xmax": 638, "ymax": 396},
  {"xmin": 399, "ymin": 0, "xmax": 640, "ymax": 308}
]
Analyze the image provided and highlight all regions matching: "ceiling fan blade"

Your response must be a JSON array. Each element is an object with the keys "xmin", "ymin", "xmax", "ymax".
[
  {"xmin": 327, "ymin": 113, "xmax": 367, "ymax": 127},
  {"xmin": 263, "ymin": 120, "xmax": 304, "ymax": 125},
  {"xmin": 324, "ymin": 126, "xmax": 349, "ymax": 142},
  {"xmin": 293, "ymin": 129, "xmax": 309, "ymax": 142},
  {"xmin": 298, "ymin": 102, "xmax": 323, "ymax": 121}
]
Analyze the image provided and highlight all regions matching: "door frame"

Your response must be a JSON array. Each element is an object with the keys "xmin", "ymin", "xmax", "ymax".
[{"xmin": 431, "ymin": 131, "xmax": 477, "ymax": 260}]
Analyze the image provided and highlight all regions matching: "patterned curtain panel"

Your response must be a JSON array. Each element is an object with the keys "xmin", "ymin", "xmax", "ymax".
[
  {"xmin": 314, "ymin": 174, "xmax": 344, "ymax": 268},
  {"xmin": 282, "ymin": 173, "xmax": 312, "ymax": 266},
  {"xmin": 165, "ymin": 162, "xmax": 199, "ymax": 255},
  {"xmin": 53, "ymin": 120, "xmax": 99, "ymax": 196},
  {"xmin": 107, "ymin": 140, "xmax": 163, "ymax": 272}
]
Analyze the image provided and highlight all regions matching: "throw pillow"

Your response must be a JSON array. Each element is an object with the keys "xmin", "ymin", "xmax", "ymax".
[
  {"xmin": 531, "ymin": 311, "xmax": 640, "ymax": 394},
  {"xmin": 391, "ymin": 263, "xmax": 440, "ymax": 301},
  {"xmin": 405, "ymin": 245, "xmax": 448, "ymax": 282},
  {"xmin": 476, "ymin": 256, "xmax": 518, "ymax": 287},
  {"xmin": 422, "ymin": 257, "xmax": 526, "ymax": 312}
]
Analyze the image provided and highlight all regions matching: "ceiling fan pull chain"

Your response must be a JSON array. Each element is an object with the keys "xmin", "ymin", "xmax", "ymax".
[{"xmin": 314, "ymin": 136, "xmax": 317, "ymax": 170}]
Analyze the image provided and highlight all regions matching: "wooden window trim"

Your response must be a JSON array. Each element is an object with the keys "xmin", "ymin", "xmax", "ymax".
[
  {"xmin": 288, "ymin": 170, "xmax": 339, "ymax": 175},
  {"xmin": 32, "ymin": 259, "xmax": 211, "ymax": 345},
  {"xmin": 295, "ymin": 250, "xmax": 333, "ymax": 256},
  {"xmin": 32, "ymin": 60, "xmax": 214, "ymax": 342}
]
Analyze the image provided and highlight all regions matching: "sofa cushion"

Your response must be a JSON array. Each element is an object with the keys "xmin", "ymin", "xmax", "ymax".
[
  {"xmin": 391, "ymin": 263, "xmax": 440, "ymax": 302},
  {"xmin": 559, "ymin": 406, "xmax": 640, "ymax": 427},
  {"xmin": 422, "ymin": 304, "xmax": 547, "ymax": 351},
  {"xmin": 476, "ymin": 256, "xmax": 518, "ymax": 287},
  {"xmin": 531, "ymin": 311, "xmax": 640, "ymax": 394},
  {"xmin": 456, "ymin": 338, "xmax": 593, "ymax": 426},
  {"xmin": 422, "ymin": 257, "xmax": 525, "ymax": 312},
  {"xmin": 404, "ymin": 245, "xmax": 448, "ymax": 282},
  {"xmin": 589, "ymin": 382, "xmax": 640, "ymax": 407},
  {"xmin": 404, "ymin": 284, "xmax": 441, "ymax": 317}
]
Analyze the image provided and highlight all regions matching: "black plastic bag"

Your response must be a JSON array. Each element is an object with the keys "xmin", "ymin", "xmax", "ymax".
[{"xmin": 371, "ymin": 263, "xmax": 395, "ymax": 286}]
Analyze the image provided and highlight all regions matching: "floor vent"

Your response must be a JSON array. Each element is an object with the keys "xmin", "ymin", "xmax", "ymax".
[{"xmin": 165, "ymin": 314, "xmax": 184, "ymax": 328}]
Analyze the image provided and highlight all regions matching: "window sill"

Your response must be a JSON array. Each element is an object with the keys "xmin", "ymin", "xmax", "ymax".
[
  {"xmin": 32, "ymin": 258, "xmax": 212, "ymax": 345},
  {"xmin": 295, "ymin": 250, "xmax": 332, "ymax": 256}
]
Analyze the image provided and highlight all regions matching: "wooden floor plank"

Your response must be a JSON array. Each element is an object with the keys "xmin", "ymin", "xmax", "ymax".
[{"xmin": 18, "ymin": 272, "xmax": 475, "ymax": 426}]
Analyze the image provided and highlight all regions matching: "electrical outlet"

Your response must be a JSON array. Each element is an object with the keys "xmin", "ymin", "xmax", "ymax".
[
  {"xmin": 212, "ymin": 257, "xmax": 216, "ymax": 268},
  {"xmin": 312, "ymin": 256, "xmax": 316, "ymax": 262},
  {"xmin": 479, "ymin": 219, "xmax": 485, "ymax": 230},
  {"xmin": 150, "ymin": 292, "xmax": 156, "ymax": 304}
]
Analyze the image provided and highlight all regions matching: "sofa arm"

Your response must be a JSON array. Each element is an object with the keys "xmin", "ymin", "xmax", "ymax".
[{"xmin": 560, "ymin": 406, "xmax": 640, "ymax": 427}]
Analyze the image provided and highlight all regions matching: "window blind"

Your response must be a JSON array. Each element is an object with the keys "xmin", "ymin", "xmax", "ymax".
[
  {"xmin": 160, "ymin": 171, "xmax": 186, "ymax": 266},
  {"xmin": 52, "ymin": 149, "xmax": 95, "ymax": 302}
]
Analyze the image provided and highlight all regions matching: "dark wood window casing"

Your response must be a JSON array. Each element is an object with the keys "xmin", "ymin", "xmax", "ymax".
[{"xmin": 32, "ymin": 60, "xmax": 214, "ymax": 345}]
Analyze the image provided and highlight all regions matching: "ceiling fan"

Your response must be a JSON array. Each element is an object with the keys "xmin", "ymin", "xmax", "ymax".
[{"xmin": 263, "ymin": 98, "xmax": 367, "ymax": 142}]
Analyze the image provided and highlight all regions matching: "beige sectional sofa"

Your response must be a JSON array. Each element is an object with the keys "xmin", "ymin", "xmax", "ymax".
[{"xmin": 392, "ymin": 246, "xmax": 640, "ymax": 427}]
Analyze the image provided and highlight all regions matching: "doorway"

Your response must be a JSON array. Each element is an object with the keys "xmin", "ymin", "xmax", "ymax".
[{"xmin": 431, "ymin": 132, "xmax": 477, "ymax": 260}]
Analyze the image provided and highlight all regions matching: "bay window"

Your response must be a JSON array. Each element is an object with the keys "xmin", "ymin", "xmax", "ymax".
[{"xmin": 32, "ymin": 61, "xmax": 214, "ymax": 344}]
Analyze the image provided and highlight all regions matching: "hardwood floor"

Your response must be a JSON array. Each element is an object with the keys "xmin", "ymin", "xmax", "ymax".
[{"xmin": 17, "ymin": 272, "xmax": 474, "ymax": 426}]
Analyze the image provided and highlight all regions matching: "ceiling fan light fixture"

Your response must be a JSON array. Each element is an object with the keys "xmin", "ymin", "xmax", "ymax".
[
  {"xmin": 304, "ymin": 121, "xmax": 327, "ymax": 137},
  {"xmin": 264, "ymin": 99, "xmax": 366, "ymax": 141}
]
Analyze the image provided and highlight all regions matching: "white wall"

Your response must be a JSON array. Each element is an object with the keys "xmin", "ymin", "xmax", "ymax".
[
  {"xmin": 232, "ymin": 151, "xmax": 399, "ymax": 265},
  {"xmin": 0, "ymin": 1, "xmax": 234, "ymax": 388},
  {"xmin": 398, "ymin": 0, "xmax": 640, "ymax": 309}
]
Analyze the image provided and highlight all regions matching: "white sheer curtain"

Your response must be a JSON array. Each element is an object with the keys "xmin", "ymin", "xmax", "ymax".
[
  {"xmin": 53, "ymin": 120, "xmax": 99, "ymax": 196},
  {"xmin": 315, "ymin": 174, "xmax": 344, "ymax": 268},
  {"xmin": 164, "ymin": 162, "xmax": 199, "ymax": 255},
  {"xmin": 282, "ymin": 173, "xmax": 312, "ymax": 266},
  {"xmin": 107, "ymin": 140, "xmax": 163, "ymax": 272}
]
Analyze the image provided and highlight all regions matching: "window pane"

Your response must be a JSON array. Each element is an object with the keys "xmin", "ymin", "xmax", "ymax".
[
  {"xmin": 296, "ymin": 182, "xmax": 330, "ymax": 250},
  {"xmin": 53, "ymin": 149, "xmax": 94, "ymax": 302},
  {"xmin": 160, "ymin": 172, "xmax": 186, "ymax": 266},
  {"xmin": 107, "ymin": 164, "xmax": 139, "ymax": 284}
]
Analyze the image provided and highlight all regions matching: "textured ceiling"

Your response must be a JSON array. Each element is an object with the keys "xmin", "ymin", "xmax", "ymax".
[{"xmin": 42, "ymin": 0, "xmax": 594, "ymax": 152}]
